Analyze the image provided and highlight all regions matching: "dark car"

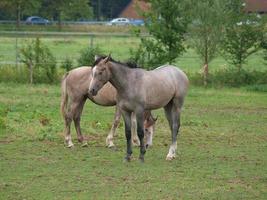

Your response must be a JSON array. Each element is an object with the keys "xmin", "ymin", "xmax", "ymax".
[{"xmin": 25, "ymin": 16, "xmax": 50, "ymax": 25}]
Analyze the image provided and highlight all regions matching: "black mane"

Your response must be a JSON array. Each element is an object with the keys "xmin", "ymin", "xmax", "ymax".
[{"xmin": 93, "ymin": 55, "xmax": 138, "ymax": 69}]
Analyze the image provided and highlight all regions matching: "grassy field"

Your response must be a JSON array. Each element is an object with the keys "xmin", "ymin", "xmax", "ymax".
[
  {"xmin": 0, "ymin": 24, "xmax": 142, "ymax": 33},
  {"xmin": 0, "ymin": 34, "xmax": 266, "ymax": 74},
  {"xmin": 0, "ymin": 83, "xmax": 266, "ymax": 199}
]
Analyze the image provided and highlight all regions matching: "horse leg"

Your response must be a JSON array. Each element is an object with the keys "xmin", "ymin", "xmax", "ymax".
[
  {"xmin": 145, "ymin": 126, "xmax": 154, "ymax": 148},
  {"xmin": 121, "ymin": 110, "xmax": 132, "ymax": 162},
  {"xmin": 106, "ymin": 105, "xmax": 121, "ymax": 148},
  {"xmin": 73, "ymin": 98, "xmax": 87, "ymax": 147},
  {"xmin": 131, "ymin": 112, "xmax": 140, "ymax": 146},
  {"xmin": 64, "ymin": 107, "xmax": 74, "ymax": 148},
  {"xmin": 164, "ymin": 99, "xmax": 182, "ymax": 160},
  {"xmin": 136, "ymin": 110, "xmax": 146, "ymax": 162}
]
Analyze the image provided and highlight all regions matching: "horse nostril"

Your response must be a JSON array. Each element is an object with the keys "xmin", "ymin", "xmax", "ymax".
[{"xmin": 89, "ymin": 88, "xmax": 96, "ymax": 96}]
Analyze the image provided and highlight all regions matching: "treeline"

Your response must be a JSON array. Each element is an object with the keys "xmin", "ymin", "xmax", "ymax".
[{"xmin": 0, "ymin": 0, "xmax": 131, "ymax": 27}]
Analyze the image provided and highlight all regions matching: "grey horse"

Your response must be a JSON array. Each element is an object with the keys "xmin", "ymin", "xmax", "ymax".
[
  {"xmin": 89, "ymin": 56, "xmax": 189, "ymax": 161},
  {"xmin": 61, "ymin": 65, "xmax": 157, "ymax": 148}
]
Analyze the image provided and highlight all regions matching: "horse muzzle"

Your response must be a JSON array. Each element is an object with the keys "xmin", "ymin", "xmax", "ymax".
[{"xmin": 89, "ymin": 88, "xmax": 98, "ymax": 96}]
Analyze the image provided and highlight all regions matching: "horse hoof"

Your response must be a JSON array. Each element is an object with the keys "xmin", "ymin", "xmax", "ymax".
[
  {"xmin": 66, "ymin": 143, "xmax": 74, "ymax": 148},
  {"xmin": 139, "ymin": 157, "xmax": 145, "ymax": 163},
  {"xmin": 124, "ymin": 156, "xmax": 132, "ymax": 162},
  {"xmin": 166, "ymin": 155, "xmax": 175, "ymax": 161},
  {"xmin": 107, "ymin": 143, "xmax": 115, "ymax": 148},
  {"xmin": 81, "ymin": 142, "xmax": 88, "ymax": 147}
]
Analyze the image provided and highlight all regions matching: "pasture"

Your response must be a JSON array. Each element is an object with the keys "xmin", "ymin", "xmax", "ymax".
[
  {"xmin": 0, "ymin": 35, "xmax": 266, "ymax": 74},
  {"xmin": 0, "ymin": 83, "xmax": 266, "ymax": 199}
]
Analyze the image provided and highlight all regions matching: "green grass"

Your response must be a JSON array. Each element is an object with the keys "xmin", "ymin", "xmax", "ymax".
[
  {"xmin": 0, "ymin": 24, "xmax": 143, "ymax": 33},
  {"xmin": 0, "ymin": 83, "xmax": 266, "ymax": 199}
]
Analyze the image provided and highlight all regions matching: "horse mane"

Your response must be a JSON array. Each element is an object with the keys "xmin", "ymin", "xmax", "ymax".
[{"xmin": 93, "ymin": 55, "xmax": 138, "ymax": 69}]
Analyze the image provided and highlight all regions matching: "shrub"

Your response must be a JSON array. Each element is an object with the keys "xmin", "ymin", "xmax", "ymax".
[
  {"xmin": 61, "ymin": 57, "xmax": 73, "ymax": 72},
  {"xmin": 20, "ymin": 38, "xmax": 57, "ymax": 84},
  {"xmin": 0, "ymin": 105, "xmax": 8, "ymax": 132},
  {"xmin": 189, "ymin": 68, "xmax": 267, "ymax": 87},
  {"xmin": 77, "ymin": 46, "xmax": 103, "ymax": 66},
  {"xmin": 0, "ymin": 65, "xmax": 28, "ymax": 83}
]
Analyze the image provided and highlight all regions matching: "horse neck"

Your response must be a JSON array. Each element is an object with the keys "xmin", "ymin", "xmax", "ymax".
[{"xmin": 109, "ymin": 62, "xmax": 131, "ymax": 93}]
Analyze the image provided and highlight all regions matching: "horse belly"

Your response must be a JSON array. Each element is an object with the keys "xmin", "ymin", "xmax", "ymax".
[
  {"xmin": 145, "ymin": 90, "xmax": 174, "ymax": 110},
  {"xmin": 90, "ymin": 83, "xmax": 117, "ymax": 106}
]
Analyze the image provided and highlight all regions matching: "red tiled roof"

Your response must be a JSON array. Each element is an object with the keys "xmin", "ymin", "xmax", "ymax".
[
  {"xmin": 245, "ymin": 0, "xmax": 267, "ymax": 13},
  {"xmin": 119, "ymin": 0, "xmax": 150, "ymax": 19}
]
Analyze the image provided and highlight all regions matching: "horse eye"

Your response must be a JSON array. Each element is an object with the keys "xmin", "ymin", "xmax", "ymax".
[{"xmin": 145, "ymin": 128, "xmax": 148, "ymax": 132}]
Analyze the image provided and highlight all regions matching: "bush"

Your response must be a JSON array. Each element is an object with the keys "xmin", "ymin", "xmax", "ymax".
[
  {"xmin": 61, "ymin": 57, "xmax": 73, "ymax": 72},
  {"xmin": 189, "ymin": 68, "xmax": 267, "ymax": 87},
  {"xmin": 20, "ymin": 38, "xmax": 57, "ymax": 84},
  {"xmin": 0, "ymin": 65, "xmax": 28, "ymax": 83},
  {"xmin": 77, "ymin": 46, "xmax": 103, "ymax": 66},
  {"xmin": 243, "ymin": 84, "xmax": 267, "ymax": 92},
  {"xmin": 0, "ymin": 105, "xmax": 8, "ymax": 132}
]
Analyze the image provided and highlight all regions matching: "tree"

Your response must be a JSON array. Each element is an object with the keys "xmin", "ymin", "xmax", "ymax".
[
  {"xmin": 0, "ymin": 0, "xmax": 41, "ymax": 28},
  {"xmin": 134, "ymin": 0, "xmax": 190, "ymax": 68},
  {"xmin": 20, "ymin": 38, "xmax": 57, "ymax": 84},
  {"xmin": 189, "ymin": 0, "xmax": 225, "ymax": 85},
  {"xmin": 61, "ymin": 0, "xmax": 94, "ymax": 21},
  {"xmin": 221, "ymin": 0, "xmax": 264, "ymax": 71},
  {"xmin": 77, "ymin": 46, "xmax": 103, "ymax": 66},
  {"xmin": 41, "ymin": 0, "xmax": 93, "ymax": 29}
]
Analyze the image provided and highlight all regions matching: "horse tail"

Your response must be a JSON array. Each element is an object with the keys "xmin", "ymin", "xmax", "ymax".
[{"xmin": 60, "ymin": 72, "xmax": 69, "ymax": 118}]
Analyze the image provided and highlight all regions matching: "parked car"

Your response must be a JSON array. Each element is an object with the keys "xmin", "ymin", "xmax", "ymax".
[
  {"xmin": 25, "ymin": 16, "xmax": 50, "ymax": 25},
  {"xmin": 107, "ymin": 18, "xmax": 130, "ymax": 26},
  {"xmin": 130, "ymin": 19, "xmax": 145, "ymax": 26}
]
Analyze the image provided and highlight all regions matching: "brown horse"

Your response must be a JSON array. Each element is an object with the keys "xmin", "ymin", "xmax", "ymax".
[{"xmin": 61, "ymin": 66, "xmax": 157, "ymax": 148}]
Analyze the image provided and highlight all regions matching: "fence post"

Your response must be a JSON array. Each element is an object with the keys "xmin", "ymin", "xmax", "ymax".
[{"xmin": 15, "ymin": 35, "xmax": 18, "ymax": 68}]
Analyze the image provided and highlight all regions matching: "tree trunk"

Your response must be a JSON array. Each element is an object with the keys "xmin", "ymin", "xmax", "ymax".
[
  {"xmin": 203, "ymin": 38, "xmax": 209, "ymax": 86},
  {"xmin": 203, "ymin": 63, "xmax": 209, "ymax": 86},
  {"xmin": 58, "ymin": 11, "xmax": 62, "ymax": 31},
  {"xmin": 29, "ymin": 62, "xmax": 33, "ymax": 84},
  {"xmin": 16, "ymin": 3, "xmax": 21, "ymax": 29}
]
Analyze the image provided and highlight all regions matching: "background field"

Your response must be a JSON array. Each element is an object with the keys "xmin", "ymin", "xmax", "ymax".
[
  {"xmin": 0, "ymin": 83, "xmax": 266, "ymax": 199},
  {"xmin": 0, "ymin": 34, "xmax": 266, "ymax": 74}
]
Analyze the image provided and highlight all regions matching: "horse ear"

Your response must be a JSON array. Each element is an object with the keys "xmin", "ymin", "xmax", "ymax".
[
  {"xmin": 104, "ymin": 54, "xmax": 111, "ymax": 63},
  {"xmin": 94, "ymin": 55, "xmax": 101, "ymax": 61}
]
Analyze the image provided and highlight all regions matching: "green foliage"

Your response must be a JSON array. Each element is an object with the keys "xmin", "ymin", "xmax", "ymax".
[
  {"xmin": 0, "ymin": 0, "xmax": 41, "ymax": 25},
  {"xmin": 77, "ymin": 46, "xmax": 103, "ymax": 66},
  {"xmin": 244, "ymin": 84, "xmax": 267, "ymax": 92},
  {"xmin": 260, "ymin": 32, "xmax": 267, "ymax": 63},
  {"xmin": 129, "ymin": 45, "xmax": 150, "ymax": 69},
  {"xmin": 41, "ymin": 0, "xmax": 93, "ymax": 28},
  {"xmin": 189, "ymin": 68, "xmax": 267, "ymax": 87},
  {"xmin": 0, "ymin": 65, "xmax": 29, "ymax": 83},
  {"xmin": 189, "ymin": 0, "xmax": 225, "ymax": 65},
  {"xmin": 221, "ymin": 0, "xmax": 264, "ymax": 70},
  {"xmin": 61, "ymin": 57, "xmax": 73, "ymax": 72},
  {"xmin": 137, "ymin": 0, "xmax": 190, "ymax": 67},
  {"xmin": 20, "ymin": 38, "xmax": 57, "ymax": 84},
  {"xmin": 61, "ymin": 0, "xmax": 94, "ymax": 21},
  {"xmin": 221, "ymin": 24, "xmax": 264, "ymax": 70},
  {"xmin": 0, "ymin": 105, "xmax": 8, "ymax": 131}
]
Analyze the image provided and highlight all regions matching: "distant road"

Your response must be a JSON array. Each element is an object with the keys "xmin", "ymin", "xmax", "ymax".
[
  {"xmin": 0, "ymin": 20, "xmax": 108, "ymax": 25},
  {"xmin": 0, "ymin": 31, "xmax": 149, "ymax": 37}
]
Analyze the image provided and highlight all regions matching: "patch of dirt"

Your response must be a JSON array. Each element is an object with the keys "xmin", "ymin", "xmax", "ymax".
[{"xmin": 0, "ymin": 139, "xmax": 14, "ymax": 144}]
